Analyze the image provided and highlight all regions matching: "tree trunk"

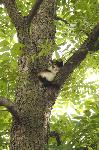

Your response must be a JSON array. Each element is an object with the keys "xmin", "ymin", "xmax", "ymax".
[
  {"xmin": 1, "ymin": 1, "xmax": 99, "ymax": 149},
  {"xmin": 10, "ymin": 0, "xmax": 57, "ymax": 149}
]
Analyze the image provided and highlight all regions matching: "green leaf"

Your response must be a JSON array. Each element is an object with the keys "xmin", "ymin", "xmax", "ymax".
[
  {"xmin": 0, "ymin": 52, "xmax": 10, "ymax": 62},
  {"xmin": 11, "ymin": 43, "xmax": 23, "ymax": 57}
]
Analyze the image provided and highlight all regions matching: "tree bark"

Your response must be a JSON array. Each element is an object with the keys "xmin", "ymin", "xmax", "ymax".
[
  {"xmin": 7, "ymin": 0, "xmax": 57, "ymax": 149},
  {"xmin": 1, "ymin": 0, "xmax": 99, "ymax": 150}
]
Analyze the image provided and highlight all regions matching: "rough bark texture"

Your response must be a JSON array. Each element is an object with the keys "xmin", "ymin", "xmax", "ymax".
[
  {"xmin": 9, "ymin": 0, "xmax": 57, "ymax": 150},
  {"xmin": 0, "ymin": 0, "xmax": 99, "ymax": 150}
]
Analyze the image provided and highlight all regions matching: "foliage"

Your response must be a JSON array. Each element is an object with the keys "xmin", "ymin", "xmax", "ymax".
[
  {"xmin": 0, "ymin": 4, "xmax": 23, "ymax": 149},
  {"xmin": 55, "ymin": 0, "xmax": 99, "ymax": 60},
  {"xmin": 0, "ymin": 108, "xmax": 11, "ymax": 150},
  {"xmin": 16, "ymin": 0, "xmax": 35, "ymax": 16},
  {"xmin": 49, "ymin": 52, "xmax": 99, "ymax": 150},
  {"xmin": 0, "ymin": 0, "xmax": 99, "ymax": 149}
]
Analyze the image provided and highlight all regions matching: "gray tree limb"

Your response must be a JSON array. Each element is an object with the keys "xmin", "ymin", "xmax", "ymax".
[
  {"xmin": 26, "ymin": 0, "xmax": 43, "ymax": 25},
  {"xmin": 0, "ymin": 97, "xmax": 19, "ymax": 119},
  {"xmin": 2, "ymin": 0, "xmax": 23, "ymax": 29},
  {"xmin": 54, "ymin": 23, "xmax": 99, "ymax": 87}
]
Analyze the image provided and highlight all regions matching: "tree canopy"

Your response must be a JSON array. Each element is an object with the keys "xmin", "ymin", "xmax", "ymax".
[{"xmin": 0, "ymin": 0, "xmax": 99, "ymax": 149}]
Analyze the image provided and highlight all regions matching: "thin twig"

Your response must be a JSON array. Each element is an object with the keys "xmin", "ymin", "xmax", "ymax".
[
  {"xmin": 55, "ymin": 16, "xmax": 69, "ymax": 25},
  {"xmin": 50, "ymin": 131, "xmax": 61, "ymax": 146}
]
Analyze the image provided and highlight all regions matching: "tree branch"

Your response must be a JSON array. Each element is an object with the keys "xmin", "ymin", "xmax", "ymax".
[
  {"xmin": 2, "ymin": 0, "xmax": 23, "ymax": 29},
  {"xmin": 26, "ymin": 0, "xmax": 43, "ymax": 25},
  {"xmin": 55, "ymin": 23, "xmax": 99, "ymax": 86},
  {"xmin": 55, "ymin": 16, "xmax": 69, "ymax": 25},
  {"xmin": 0, "ymin": 97, "xmax": 19, "ymax": 119},
  {"xmin": 50, "ymin": 131, "xmax": 61, "ymax": 146}
]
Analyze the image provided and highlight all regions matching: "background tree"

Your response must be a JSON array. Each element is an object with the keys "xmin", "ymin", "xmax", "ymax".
[{"xmin": 0, "ymin": 0, "xmax": 99, "ymax": 150}]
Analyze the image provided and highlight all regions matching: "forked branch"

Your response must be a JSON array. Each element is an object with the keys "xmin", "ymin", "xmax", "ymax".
[
  {"xmin": 26, "ymin": 0, "xmax": 43, "ymax": 25},
  {"xmin": 0, "ymin": 97, "xmax": 19, "ymax": 119}
]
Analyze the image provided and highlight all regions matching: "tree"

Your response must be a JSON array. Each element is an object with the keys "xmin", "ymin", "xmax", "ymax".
[{"xmin": 0, "ymin": 0, "xmax": 99, "ymax": 149}]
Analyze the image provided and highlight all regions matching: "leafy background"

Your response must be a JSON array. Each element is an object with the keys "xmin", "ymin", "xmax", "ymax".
[{"xmin": 0, "ymin": 0, "xmax": 99, "ymax": 149}]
